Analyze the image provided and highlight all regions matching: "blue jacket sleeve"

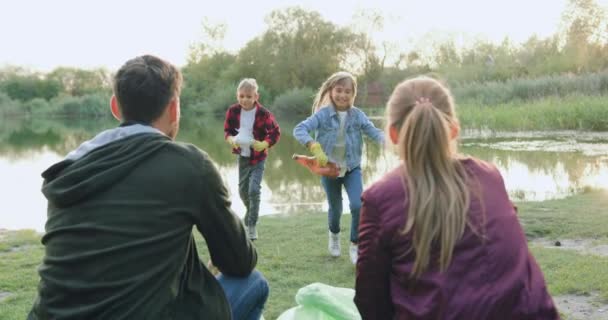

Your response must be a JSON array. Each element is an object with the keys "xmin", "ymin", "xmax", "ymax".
[
  {"xmin": 359, "ymin": 110, "xmax": 384, "ymax": 144},
  {"xmin": 293, "ymin": 113, "xmax": 321, "ymax": 146}
]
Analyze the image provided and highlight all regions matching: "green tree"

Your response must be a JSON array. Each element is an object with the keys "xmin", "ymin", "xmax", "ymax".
[
  {"xmin": 1, "ymin": 74, "xmax": 61, "ymax": 101},
  {"xmin": 234, "ymin": 7, "xmax": 360, "ymax": 97},
  {"xmin": 47, "ymin": 67, "xmax": 111, "ymax": 96}
]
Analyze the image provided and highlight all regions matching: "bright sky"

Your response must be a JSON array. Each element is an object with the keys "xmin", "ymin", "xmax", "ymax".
[{"xmin": 1, "ymin": 0, "xmax": 606, "ymax": 72}]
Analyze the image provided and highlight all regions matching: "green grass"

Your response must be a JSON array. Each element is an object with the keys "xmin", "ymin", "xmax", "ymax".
[
  {"xmin": 457, "ymin": 94, "xmax": 608, "ymax": 131},
  {"xmin": 1, "ymin": 190, "xmax": 607, "ymax": 319},
  {"xmin": 362, "ymin": 94, "xmax": 608, "ymax": 131},
  {"xmin": 517, "ymin": 189, "xmax": 608, "ymax": 240}
]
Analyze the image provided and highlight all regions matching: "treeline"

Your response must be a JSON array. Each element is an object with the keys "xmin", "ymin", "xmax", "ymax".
[
  {"xmin": 1, "ymin": 0, "xmax": 608, "ymax": 118},
  {"xmin": 0, "ymin": 67, "xmax": 111, "ymax": 117}
]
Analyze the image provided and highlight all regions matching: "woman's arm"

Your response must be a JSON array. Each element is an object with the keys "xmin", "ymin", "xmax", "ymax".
[{"xmin": 355, "ymin": 194, "xmax": 393, "ymax": 319}]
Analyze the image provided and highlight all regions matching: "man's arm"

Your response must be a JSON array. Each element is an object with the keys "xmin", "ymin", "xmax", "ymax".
[{"xmin": 195, "ymin": 154, "xmax": 256, "ymax": 277}]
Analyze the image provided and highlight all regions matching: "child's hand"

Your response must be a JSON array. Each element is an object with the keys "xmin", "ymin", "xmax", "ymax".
[
  {"xmin": 207, "ymin": 260, "xmax": 220, "ymax": 276},
  {"xmin": 226, "ymin": 136, "xmax": 238, "ymax": 148},
  {"xmin": 252, "ymin": 140, "xmax": 269, "ymax": 152},
  {"xmin": 309, "ymin": 142, "xmax": 328, "ymax": 166}
]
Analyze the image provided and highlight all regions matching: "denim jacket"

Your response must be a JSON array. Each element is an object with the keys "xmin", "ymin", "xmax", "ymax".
[{"xmin": 293, "ymin": 105, "xmax": 384, "ymax": 171}]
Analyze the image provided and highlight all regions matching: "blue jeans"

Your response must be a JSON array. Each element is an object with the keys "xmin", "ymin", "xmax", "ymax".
[
  {"xmin": 321, "ymin": 167, "xmax": 362, "ymax": 243},
  {"xmin": 217, "ymin": 270, "xmax": 269, "ymax": 320},
  {"xmin": 238, "ymin": 157, "xmax": 266, "ymax": 227}
]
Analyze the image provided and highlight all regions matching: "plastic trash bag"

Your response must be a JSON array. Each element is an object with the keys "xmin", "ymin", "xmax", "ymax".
[
  {"xmin": 234, "ymin": 130, "xmax": 254, "ymax": 147},
  {"xmin": 277, "ymin": 283, "xmax": 361, "ymax": 320}
]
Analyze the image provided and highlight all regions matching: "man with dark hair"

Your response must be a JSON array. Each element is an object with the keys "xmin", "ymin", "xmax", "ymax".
[{"xmin": 28, "ymin": 55, "xmax": 268, "ymax": 320}]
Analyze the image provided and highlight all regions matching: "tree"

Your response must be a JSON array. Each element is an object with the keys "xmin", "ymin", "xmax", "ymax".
[
  {"xmin": 234, "ymin": 7, "xmax": 360, "ymax": 97},
  {"xmin": 182, "ymin": 19, "xmax": 237, "ymax": 108},
  {"xmin": 560, "ymin": 0, "xmax": 608, "ymax": 71},
  {"xmin": 47, "ymin": 67, "xmax": 111, "ymax": 96}
]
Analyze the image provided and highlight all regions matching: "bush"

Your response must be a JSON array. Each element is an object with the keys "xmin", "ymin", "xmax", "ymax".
[
  {"xmin": 271, "ymin": 87, "xmax": 315, "ymax": 117},
  {"xmin": 79, "ymin": 93, "xmax": 109, "ymax": 117},
  {"xmin": 185, "ymin": 84, "xmax": 236, "ymax": 115},
  {"xmin": 22, "ymin": 98, "xmax": 50, "ymax": 115},
  {"xmin": 452, "ymin": 70, "xmax": 608, "ymax": 106},
  {"xmin": 0, "ymin": 92, "xmax": 22, "ymax": 116}
]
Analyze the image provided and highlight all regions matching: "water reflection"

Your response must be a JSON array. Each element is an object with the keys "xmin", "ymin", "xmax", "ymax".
[{"xmin": 1, "ymin": 116, "xmax": 607, "ymax": 231}]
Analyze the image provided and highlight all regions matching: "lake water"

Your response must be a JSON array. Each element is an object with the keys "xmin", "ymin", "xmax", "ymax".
[{"xmin": 2, "ymin": 116, "xmax": 608, "ymax": 232}]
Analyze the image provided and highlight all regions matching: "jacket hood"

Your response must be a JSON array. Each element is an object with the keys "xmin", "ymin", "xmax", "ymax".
[{"xmin": 42, "ymin": 125, "xmax": 171, "ymax": 207}]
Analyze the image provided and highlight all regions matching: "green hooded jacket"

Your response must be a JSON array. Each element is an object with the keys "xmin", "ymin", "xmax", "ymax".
[{"xmin": 28, "ymin": 125, "xmax": 256, "ymax": 320}]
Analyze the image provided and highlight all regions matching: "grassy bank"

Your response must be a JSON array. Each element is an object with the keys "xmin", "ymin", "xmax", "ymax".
[
  {"xmin": 1, "ymin": 190, "xmax": 607, "ymax": 319},
  {"xmin": 363, "ymin": 94, "xmax": 608, "ymax": 131},
  {"xmin": 458, "ymin": 95, "xmax": 608, "ymax": 131}
]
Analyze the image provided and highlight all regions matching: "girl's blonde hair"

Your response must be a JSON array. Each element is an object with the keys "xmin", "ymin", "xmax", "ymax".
[
  {"xmin": 386, "ymin": 76, "xmax": 470, "ymax": 278},
  {"xmin": 237, "ymin": 78, "xmax": 258, "ymax": 93},
  {"xmin": 311, "ymin": 71, "xmax": 357, "ymax": 114}
]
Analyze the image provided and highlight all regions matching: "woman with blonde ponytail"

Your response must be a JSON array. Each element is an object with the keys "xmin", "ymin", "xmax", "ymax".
[{"xmin": 354, "ymin": 77, "xmax": 557, "ymax": 319}]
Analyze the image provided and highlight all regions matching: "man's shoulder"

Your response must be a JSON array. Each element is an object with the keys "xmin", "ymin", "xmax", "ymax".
[{"xmin": 165, "ymin": 141, "xmax": 213, "ymax": 168}]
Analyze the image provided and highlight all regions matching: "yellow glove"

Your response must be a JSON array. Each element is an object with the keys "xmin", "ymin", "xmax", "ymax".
[
  {"xmin": 253, "ymin": 140, "xmax": 269, "ymax": 152},
  {"xmin": 226, "ymin": 136, "xmax": 238, "ymax": 148},
  {"xmin": 309, "ymin": 142, "xmax": 328, "ymax": 166}
]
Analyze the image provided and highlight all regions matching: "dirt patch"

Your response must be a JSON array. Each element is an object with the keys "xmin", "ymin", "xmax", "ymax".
[
  {"xmin": 0, "ymin": 291, "xmax": 11, "ymax": 302},
  {"xmin": 531, "ymin": 239, "xmax": 608, "ymax": 257},
  {"xmin": 553, "ymin": 294, "xmax": 608, "ymax": 320}
]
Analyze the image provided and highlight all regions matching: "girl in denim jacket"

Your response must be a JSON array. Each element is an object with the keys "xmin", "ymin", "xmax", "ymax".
[{"xmin": 293, "ymin": 71, "xmax": 384, "ymax": 264}]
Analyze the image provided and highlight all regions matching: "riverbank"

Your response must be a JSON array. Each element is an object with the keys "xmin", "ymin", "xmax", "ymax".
[
  {"xmin": 363, "ymin": 94, "xmax": 608, "ymax": 131},
  {"xmin": 1, "ymin": 190, "xmax": 607, "ymax": 319}
]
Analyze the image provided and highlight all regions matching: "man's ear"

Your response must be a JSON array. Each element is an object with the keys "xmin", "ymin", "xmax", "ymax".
[
  {"xmin": 110, "ymin": 95, "xmax": 122, "ymax": 121},
  {"xmin": 168, "ymin": 97, "xmax": 180, "ymax": 123},
  {"xmin": 389, "ymin": 125, "xmax": 399, "ymax": 145}
]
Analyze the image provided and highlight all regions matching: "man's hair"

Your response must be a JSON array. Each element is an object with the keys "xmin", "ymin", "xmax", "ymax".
[{"xmin": 113, "ymin": 55, "xmax": 182, "ymax": 123}]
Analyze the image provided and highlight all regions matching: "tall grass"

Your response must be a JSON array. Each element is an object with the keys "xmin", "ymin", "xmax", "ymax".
[
  {"xmin": 458, "ymin": 95, "xmax": 608, "ymax": 131},
  {"xmin": 453, "ymin": 70, "xmax": 608, "ymax": 106}
]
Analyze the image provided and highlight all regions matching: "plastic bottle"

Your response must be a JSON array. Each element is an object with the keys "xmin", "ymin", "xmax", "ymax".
[{"xmin": 292, "ymin": 154, "xmax": 340, "ymax": 178}]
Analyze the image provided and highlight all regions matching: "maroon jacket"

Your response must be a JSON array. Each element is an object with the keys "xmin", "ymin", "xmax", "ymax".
[
  {"xmin": 355, "ymin": 158, "xmax": 558, "ymax": 320},
  {"xmin": 224, "ymin": 102, "xmax": 281, "ymax": 165}
]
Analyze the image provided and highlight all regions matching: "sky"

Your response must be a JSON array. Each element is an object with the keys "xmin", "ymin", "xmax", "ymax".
[{"xmin": 1, "ymin": 0, "xmax": 606, "ymax": 72}]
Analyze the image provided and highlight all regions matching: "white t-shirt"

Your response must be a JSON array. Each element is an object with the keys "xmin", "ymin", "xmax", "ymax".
[
  {"xmin": 237, "ymin": 107, "xmax": 256, "ymax": 157},
  {"xmin": 330, "ymin": 111, "xmax": 348, "ymax": 177}
]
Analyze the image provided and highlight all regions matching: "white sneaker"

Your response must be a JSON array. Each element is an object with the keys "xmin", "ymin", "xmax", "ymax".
[
  {"xmin": 328, "ymin": 231, "xmax": 341, "ymax": 257},
  {"xmin": 248, "ymin": 225, "xmax": 258, "ymax": 241},
  {"xmin": 349, "ymin": 243, "xmax": 358, "ymax": 264}
]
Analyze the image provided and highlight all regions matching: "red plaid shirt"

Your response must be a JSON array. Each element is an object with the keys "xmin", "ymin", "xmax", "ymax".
[{"xmin": 224, "ymin": 102, "xmax": 281, "ymax": 165}]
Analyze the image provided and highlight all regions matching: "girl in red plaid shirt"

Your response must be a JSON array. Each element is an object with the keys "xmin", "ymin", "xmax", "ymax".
[{"xmin": 224, "ymin": 78, "xmax": 281, "ymax": 240}]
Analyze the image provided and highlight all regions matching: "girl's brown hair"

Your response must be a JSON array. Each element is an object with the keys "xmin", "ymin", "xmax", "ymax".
[
  {"xmin": 386, "ymin": 76, "xmax": 470, "ymax": 278},
  {"xmin": 311, "ymin": 71, "xmax": 357, "ymax": 114}
]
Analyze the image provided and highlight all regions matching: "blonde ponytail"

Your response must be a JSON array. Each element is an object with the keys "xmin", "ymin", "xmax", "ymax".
[{"xmin": 386, "ymin": 77, "xmax": 470, "ymax": 278}]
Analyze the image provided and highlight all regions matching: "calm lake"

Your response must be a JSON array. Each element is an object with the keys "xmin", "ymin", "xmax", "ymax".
[{"xmin": 2, "ymin": 116, "xmax": 608, "ymax": 231}]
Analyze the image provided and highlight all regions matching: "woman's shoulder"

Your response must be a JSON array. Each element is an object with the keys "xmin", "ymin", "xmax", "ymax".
[
  {"xmin": 460, "ymin": 156, "xmax": 506, "ymax": 187},
  {"xmin": 461, "ymin": 157, "xmax": 501, "ymax": 175}
]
